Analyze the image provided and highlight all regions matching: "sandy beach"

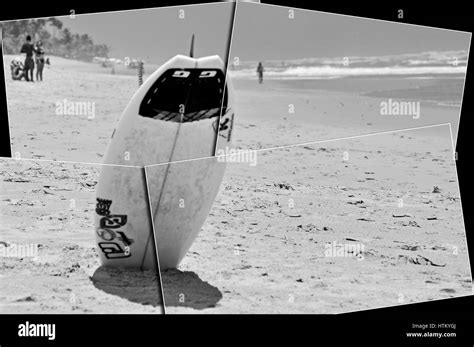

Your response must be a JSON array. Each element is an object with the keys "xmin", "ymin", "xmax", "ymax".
[
  {"xmin": 161, "ymin": 124, "xmax": 471, "ymax": 313},
  {"xmin": 226, "ymin": 78, "xmax": 463, "ymax": 152},
  {"xmin": 4, "ymin": 55, "xmax": 144, "ymax": 164},
  {"xmin": 1, "ymin": 55, "xmax": 471, "ymax": 314},
  {"xmin": 0, "ymin": 159, "xmax": 163, "ymax": 314},
  {"xmin": 4, "ymin": 56, "xmax": 464, "ymax": 165}
]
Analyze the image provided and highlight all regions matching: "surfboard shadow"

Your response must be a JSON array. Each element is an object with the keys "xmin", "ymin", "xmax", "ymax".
[
  {"xmin": 91, "ymin": 266, "xmax": 163, "ymax": 309},
  {"xmin": 161, "ymin": 269, "xmax": 222, "ymax": 310}
]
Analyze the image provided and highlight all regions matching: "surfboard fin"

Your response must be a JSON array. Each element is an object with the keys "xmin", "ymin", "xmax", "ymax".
[{"xmin": 189, "ymin": 34, "xmax": 195, "ymax": 58}]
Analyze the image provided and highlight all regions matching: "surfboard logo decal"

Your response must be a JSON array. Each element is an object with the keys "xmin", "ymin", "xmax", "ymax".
[
  {"xmin": 213, "ymin": 112, "xmax": 234, "ymax": 142},
  {"xmin": 96, "ymin": 228, "xmax": 115, "ymax": 241},
  {"xmin": 99, "ymin": 215, "xmax": 128, "ymax": 229},
  {"xmin": 116, "ymin": 231, "xmax": 134, "ymax": 246},
  {"xmin": 97, "ymin": 228, "xmax": 135, "ymax": 244},
  {"xmin": 96, "ymin": 198, "xmax": 112, "ymax": 216},
  {"xmin": 98, "ymin": 242, "xmax": 131, "ymax": 259},
  {"xmin": 96, "ymin": 198, "xmax": 132, "ymax": 258}
]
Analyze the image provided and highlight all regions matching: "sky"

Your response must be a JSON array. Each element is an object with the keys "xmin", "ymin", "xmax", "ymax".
[
  {"xmin": 61, "ymin": 3, "xmax": 234, "ymax": 64},
  {"xmin": 48, "ymin": 2, "xmax": 471, "ymax": 64},
  {"xmin": 230, "ymin": 2, "xmax": 472, "ymax": 61}
]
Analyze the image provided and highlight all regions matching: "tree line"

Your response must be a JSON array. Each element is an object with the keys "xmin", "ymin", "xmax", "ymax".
[{"xmin": 1, "ymin": 18, "xmax": 109, "ymax": 61}]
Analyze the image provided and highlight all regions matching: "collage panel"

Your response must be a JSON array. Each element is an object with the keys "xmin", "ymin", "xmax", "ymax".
[
  {"xmin": 144, "ymin": 156, "xmax": 227, "ymax": 311},
  {"xmin": 0, "ymin": 158, "xmax": 163, "ymax": 313},
  {"xmin": 0, "ymin": 0, "xmax": 471, "ymax": 326},
  {"xmin": 151, "ymin": 124, "xmax": 470, "ymax": 314},
  {"xmin": 223, "ymin": 2, "xmax": 470, "ymax": 153},
  {"xmin": 2, "ymin": 2, "xmax": 234, "ymax": 166}
]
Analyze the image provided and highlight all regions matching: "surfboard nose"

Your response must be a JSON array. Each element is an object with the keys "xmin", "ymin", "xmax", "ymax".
[{"xmin": 197, "ymin": 55, "xmax": 224, "ymax": 70}]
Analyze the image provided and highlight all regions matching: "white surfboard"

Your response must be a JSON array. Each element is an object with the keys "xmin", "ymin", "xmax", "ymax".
[{"xmin": 95, "ymin": 50, "xmax": 234, "ymax": 270}]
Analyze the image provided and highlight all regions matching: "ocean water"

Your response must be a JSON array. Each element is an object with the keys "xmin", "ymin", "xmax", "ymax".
[
  {"xmin": 229, "ymin": 50, "xmax": 468, "ymax": 80},
  {"xmin": 229, "ymin": 50, "xmax": 467, "ymax": 106}
]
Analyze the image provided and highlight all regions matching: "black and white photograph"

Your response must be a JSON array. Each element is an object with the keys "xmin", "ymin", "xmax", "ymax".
[
  {"xmin": 2, "ymin": 2, "xmax": 234, "ymax": 166},
  {"xmin": 225, "ymin": 2, "xmax": 469, "ymax": 151},
  {"xmin": 0, "ymin": 1, "xmax": 473, "ymax": 345},
  {"xmin": 0, "ymin": 158, "xmax": 163, "ymax": 313},
  {"xmin": 151, "ymin": 124, "xmax": 470, "ymax": 313}
]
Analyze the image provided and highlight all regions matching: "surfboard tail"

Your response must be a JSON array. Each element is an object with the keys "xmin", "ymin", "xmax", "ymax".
[{"xmin": 189, "ymin": 34, "xmax": 195, "ymax": 58}]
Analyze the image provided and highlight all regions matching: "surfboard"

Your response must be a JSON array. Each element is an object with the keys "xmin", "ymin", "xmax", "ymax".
[{"xmin": 95, "ymin": 50, "xmax": 234, "ymax": 270}]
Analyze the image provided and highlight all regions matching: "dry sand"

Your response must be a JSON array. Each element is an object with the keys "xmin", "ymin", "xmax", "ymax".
[
  {"xmin": 0, "ymin": 159, "xmax": 163, "ymax": 314},
  {"xmin": 162, "ymin": 125, "xmax": 471, "ymax": 313},
  {"xmin": 1, "ymin": 56, "xmax": 471, "ymax": 314},
  {"xmin": 4, "ymin": 55, "xmax": 142, "ymax": 164}
]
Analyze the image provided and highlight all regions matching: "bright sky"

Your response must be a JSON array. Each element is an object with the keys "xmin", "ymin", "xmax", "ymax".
[
  {"xmin": 230, "ymin": 2, "xmax": 471, "ymax": 61},
  {"xmin": 61, "ymin": 3, "xmax": 234, "ymax": 64},
  {"xmin": 58, "ymin": 2, "xmax": 470, "ymax": 64}
]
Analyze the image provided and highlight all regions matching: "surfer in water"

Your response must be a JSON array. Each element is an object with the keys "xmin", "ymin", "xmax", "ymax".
[
  {"xmin": 257, "ymin": 62, "xmax": 264, "ymax": 84},
  {"xmin": 20, "ymin": 35, "xmax": 35, "ymax": 82},
  {"xmin": 34, "ymin": 40, "xmax": 46, "ymax": 82}
]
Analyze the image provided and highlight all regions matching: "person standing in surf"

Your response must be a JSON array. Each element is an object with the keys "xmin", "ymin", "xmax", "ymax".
[
  {"xmin": 34, "ymin": 40, "xmax": 46, "ymax": 82},
  {"xmin": 20, "ymin": 35, "xmax": 35, "ymax": 82},
  {"xmin": 257, "ymin": 62, "xmax": 264, "ymax": 84}
]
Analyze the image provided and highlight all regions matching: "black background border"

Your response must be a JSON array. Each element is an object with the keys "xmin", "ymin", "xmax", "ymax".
[{"xmin": 0, "ymin": 1, "xmax": 473, "ymax": 345}]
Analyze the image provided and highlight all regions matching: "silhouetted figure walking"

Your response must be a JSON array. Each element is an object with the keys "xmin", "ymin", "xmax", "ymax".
[{"xmin": 257, "ymin": 62, "xmax": 264, "ymax": 84}]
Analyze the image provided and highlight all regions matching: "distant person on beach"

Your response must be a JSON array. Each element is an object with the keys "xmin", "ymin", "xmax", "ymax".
[
  {"xmin": 257, "ymin": 62, "xmax": 264, "ymax": 84},
  {"xmin": 20, "ymin": 35, "xmax": 35, "ymax": 82},
  {"xmin": 34, "ymin": 40, "xmax": 46, "ymax": 82}
]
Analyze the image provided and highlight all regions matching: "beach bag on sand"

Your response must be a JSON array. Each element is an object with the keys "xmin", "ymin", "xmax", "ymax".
[{"xmin": 10, "ymin": 57, "xmax": 25, "ymax": 81}]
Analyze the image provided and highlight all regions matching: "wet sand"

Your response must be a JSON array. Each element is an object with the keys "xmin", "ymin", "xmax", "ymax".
[{"xmin": 229, "ymin": 78, "xmax": 462, "ymax": 152}]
